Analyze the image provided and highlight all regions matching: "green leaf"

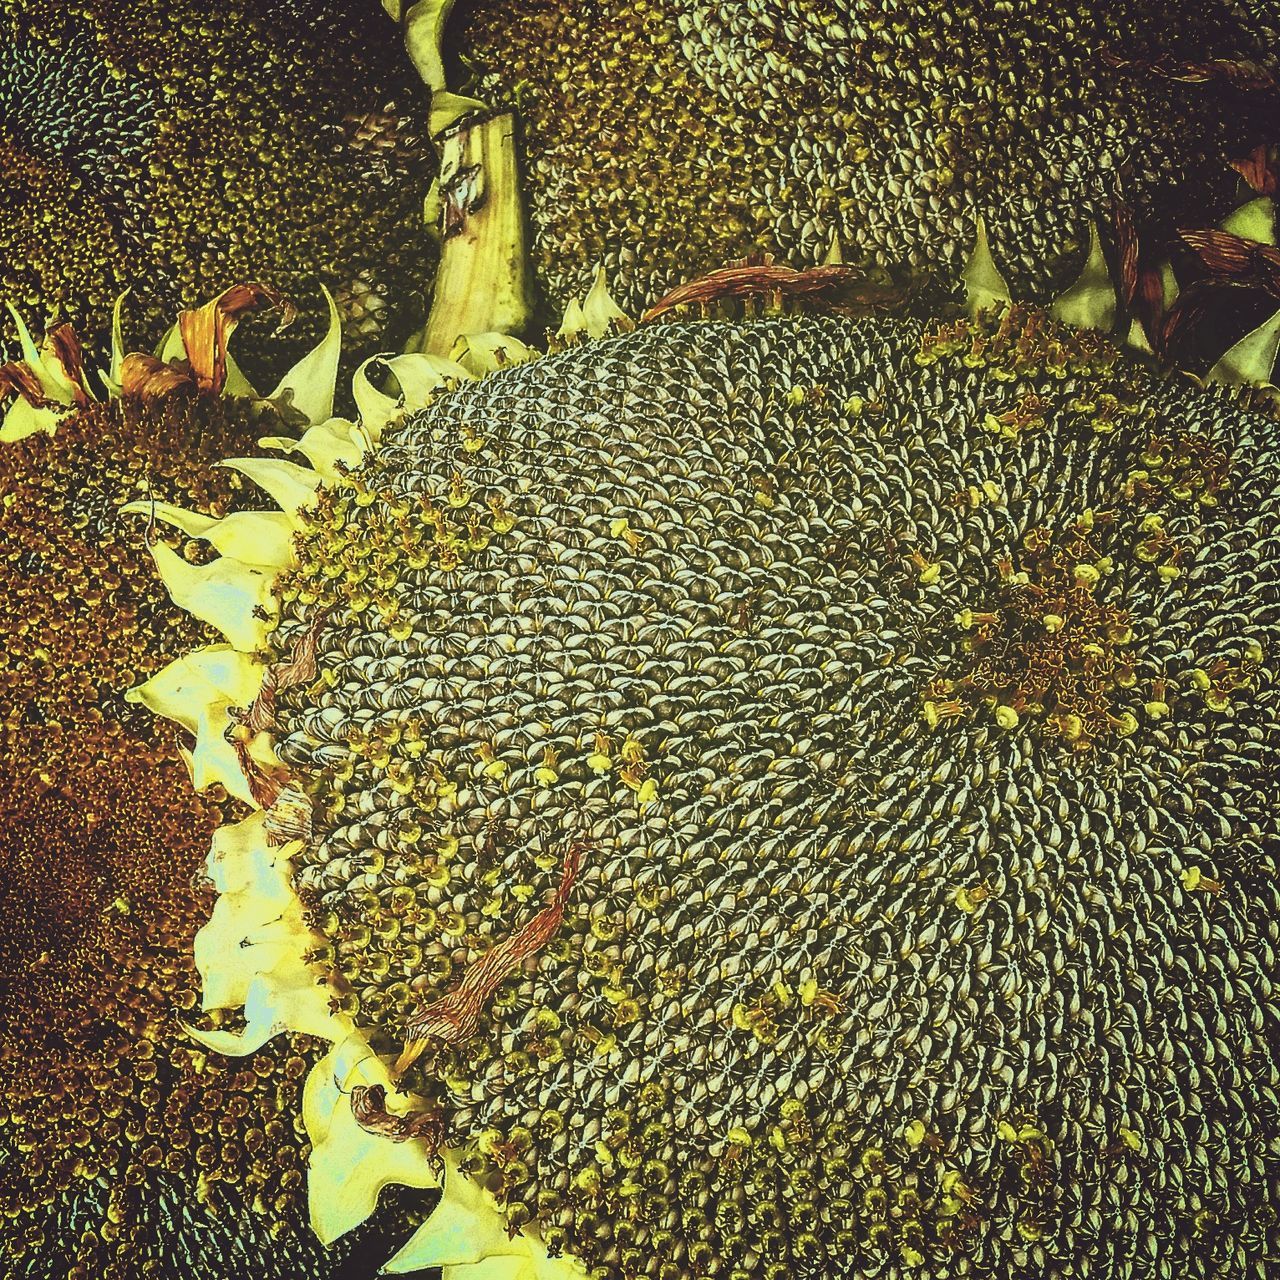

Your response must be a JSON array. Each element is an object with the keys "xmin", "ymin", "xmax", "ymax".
[
  {"xmin": 1219, "ymin": 196, "xmax": 1276, "ymax": 246},
  {"xmin": 1206, "ymin": 307, "xmax": 1280, "ymax": 389}
]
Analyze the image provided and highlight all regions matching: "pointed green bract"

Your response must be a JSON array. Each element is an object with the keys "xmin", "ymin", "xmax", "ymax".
[
  {"xmin": 1220, "ymin": 196, "xmax": 1276, "ymax": 246},
  {"xmin": 963, "ymin": 217, "xmax": 1011, "ymax": 318},
  {"xmin": 1050, "ymin": 224, "xmax": 1116, "ymax": 332},
  {"xmin": 1206, "ymin": 307, "xmax": 1280, "ymax": 390},
  {"xmin": 102, "ymin": 289, "xmax": 130, "ymax": 398},
  {"xmin": 581, "ymin": 265, "xmax": 634, "ymax": 339}
]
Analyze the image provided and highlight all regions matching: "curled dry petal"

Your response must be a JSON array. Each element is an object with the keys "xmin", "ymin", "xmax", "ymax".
[
  {"xmin": 1230, "ymin": 144, "xmax": 1280, "ymax": 197},
  {"xmin": 1179, "ymin": 227, "xmax": 1280, "ymax": 297},
  {"xmin": 121, "ymin": 283, "xmax": 295, "ymax": 401},
  {"xmin": 179, "ymin": 283, "xmax": 295, "ymax": 395},
  {"xmin": 0, "ymin": 360, "xmax": 46, "ymax": 407},
  {"xmin": 394, "ymin": 840, "xmax": 588, "ymax": 1074},
  {"xmin": 119, "ymin": 351, "xmax": 197, "ymax": 401},
  {"xmin": 350, "ymin": 1083, "xmax": 446, "ymax": 1150},
  {"xmin": 641, "ymin": 261, "xmax": 911, "ymax": 324},
  {"xmin": 43, "ymin": 323, "xmax": 94, "ymax": 405},
  {"xmin": 1102, "ymin": 49, "xmax": 1280, "ymax": 94}
]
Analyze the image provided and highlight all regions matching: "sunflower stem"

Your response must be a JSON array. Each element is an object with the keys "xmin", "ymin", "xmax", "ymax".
[
  {"xmin": 388, "ymin": 0, "xmax": 533, "ymax": 353},
  {"xmin": 409, "ymin": 107, "xmax": 533, "ymax": 356}
]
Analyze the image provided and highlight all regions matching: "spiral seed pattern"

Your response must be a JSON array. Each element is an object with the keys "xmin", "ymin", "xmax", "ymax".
[{"xmin": 274, "ymin": 314, "xmax": 1280, "ymax": 1277}]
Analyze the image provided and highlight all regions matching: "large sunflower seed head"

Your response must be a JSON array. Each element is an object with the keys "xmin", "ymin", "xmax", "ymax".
[
  {"xmin": 271, "ymin": 312, "xmax": 1280, "ymax": 1278},
  {"xmin": 458, "ymin": 0, "xmax": 1265, "ymax": 315}
]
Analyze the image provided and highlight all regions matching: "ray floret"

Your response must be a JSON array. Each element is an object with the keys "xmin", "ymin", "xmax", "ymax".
[{"xmin": 130, "ymin": 285, "xmax": 578, "ymax": 1272}]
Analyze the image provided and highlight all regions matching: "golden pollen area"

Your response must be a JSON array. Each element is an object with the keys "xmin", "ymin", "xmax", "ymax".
[{"xmin": 260, "ymin": 313, "xmax": 1278, "ymax": 1278}]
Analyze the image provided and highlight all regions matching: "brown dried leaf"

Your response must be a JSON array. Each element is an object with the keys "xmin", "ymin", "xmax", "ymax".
[
  {"xmin": 1179, "ymin": 227, "xmax": 1280, "ymax": 297},
  {"xmin": 641, "ymin": 262, "xmax": 909, "ymax": 324},
  {"xmin": 395, "ymin": 840, "xmax": 588, "ymax": 1072},
  {"xmin": 43, "ymin": 323, "xmax": 93, "ymax": 406},
  {"xmin": 1229, "ymin": 144, "xmax": 1280, "ymax": 196},
  {"xmin": 119, "ymin": 351, "xmax": 196, "ymax": 401},
  {"xmin": 1103, "ymin": 49, "xmax": 1280, "ymax": 94},
  {"xmin": 0, "ymin": 360, "xmax": 47, "ymax": 407}
]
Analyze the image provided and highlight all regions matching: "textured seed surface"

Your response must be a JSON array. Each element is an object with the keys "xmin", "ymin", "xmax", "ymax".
[
  {"xmin": 457, "ymin": 0, "xmax": 1264, "ymax": 314},
  {"xmin": 271, "ymin": 315, "xmax": 1280, "ymax": 1277},
  {"xmin": 0, "ymin": 397, "xmax": 430, "ymax": 1278},
  {"xmin": 0, "ymin": 0, "xmax": 434, "ymax": 371}
]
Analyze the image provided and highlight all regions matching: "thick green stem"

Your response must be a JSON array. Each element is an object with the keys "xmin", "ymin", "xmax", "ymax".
[
  {"xmin": 386, "ymin": 0, "xmax": 534, "ymax": 353},
  {"xmin": 409, "ymin": 108, "xmax": 533, "ymax": 356}
]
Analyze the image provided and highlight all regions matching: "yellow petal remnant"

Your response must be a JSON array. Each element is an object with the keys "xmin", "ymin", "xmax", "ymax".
[
  {"xmin": 124, "ymin": 645, "xmax": 266, "ymax": 804},
  {"xmin": 451, "ymin": 330, "xmax": 538, "ymax": 376},
  {"xmin": 119, "ymin": 502, "xmax": 296, "ymax": 569},
  {"xmin": 145, "ymin": 541, "xmax": 274, "ymax": 652},
  {"xmin": 556, "ymin": 296, "xmax": 587, "ymax": 344},
  {"xmin": 266, "ymin": 284, "xmax": 343, "ymax": 426},
  {"xmin": 304, "ymin": 1036, "xmax": 443, "ymax": 1244},
  {"xmin": 260, "ymin": 419, "xmax": 371, "ymax": 481},
  {"xmin": 381, "ymin": 1145, "xmax": 586, "ymax": 1276},
  {"xmin": 581, "ymin": 263, "xmax": 635, "ymax": 339},
  {"xmin": 217, "ymin": 456, "xmax": 323, "ymax": 518},
  {"xmin": 188, "ymin": 838, "xmax": 346, "ymax": 1054},
  {"xmin": 0, "ymin": 308, "xmax": 95, "ymax": 439}
]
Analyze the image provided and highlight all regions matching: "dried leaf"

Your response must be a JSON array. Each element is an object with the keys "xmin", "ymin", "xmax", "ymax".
[
  {"xmin": 120, "ymin": 351, "xmax": 197, "ymax": 401},
  {"xmin": 0, "ymin": 360, "xmax": 45, "ymax": 407},
  {"xmin": 642, "ymin": 261, "xmax": 909, "ymax": 324},
  {"xmin": 1103, "ymin": 49, "xmax": 1280, "ymax": 94},
  {"xmin": 1229, "ymin": 145, "xmax": 1279, "ymax": 197},
  {"xmin": 1179, "ymin": 227, "xmax": 1280, "ymax": 297},
  {"xmin": 43, "ymin": 324, "xmax": 93, "ymax": 405},
  {"xmin": 395, "ymin": 841, "xmax": 588, "ymax": 1072}
]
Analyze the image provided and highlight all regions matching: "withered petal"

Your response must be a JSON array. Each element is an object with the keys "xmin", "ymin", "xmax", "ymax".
[
  {"xmin": 177, "ymin": 283, "xmax": 296, "ymax": 395},
  {"xmin": 120, "ymin": 351, "xmax": 197, "ymax": 401}
]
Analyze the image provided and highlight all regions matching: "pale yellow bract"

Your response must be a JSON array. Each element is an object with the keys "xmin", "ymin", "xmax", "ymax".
[{"xmin": 122, "ymin": 279, "xmax": 601, "ymax": 1274}]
